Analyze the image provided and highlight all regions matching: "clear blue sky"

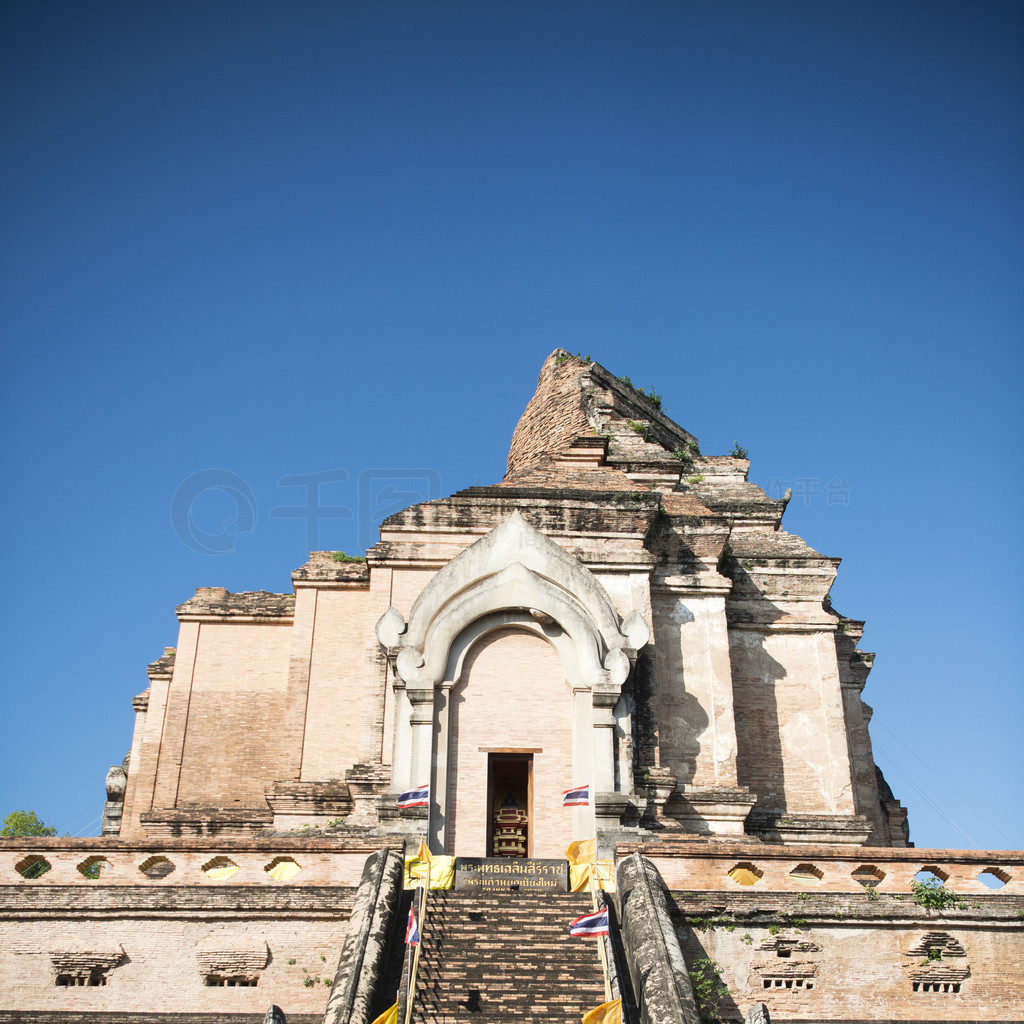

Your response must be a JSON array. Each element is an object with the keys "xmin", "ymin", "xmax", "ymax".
[{"xmin": 2, "ymin": 1, "xmax": 1021, "ymax": 851}]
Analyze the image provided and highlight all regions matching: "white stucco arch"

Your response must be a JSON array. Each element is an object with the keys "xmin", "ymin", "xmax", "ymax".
[
  {"xmin": 444, "ymin": 610, "xmax": 580, "ymax": 693},
  {"xmin": 375, "ymin": 511, "xmax": 650, "ymax": 841}
]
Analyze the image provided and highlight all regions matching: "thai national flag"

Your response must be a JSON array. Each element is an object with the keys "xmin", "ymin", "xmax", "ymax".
[
  {"xmin": 569, "ymin": 907, "xmax": 609, "ymax": 937},
  {"xmin": 405, "ymin": 906, "xmax": 420, "ymax": 946},
  {"xmin": 562, "ymin": 783, "xmax": 590, "ymax": 807},
  {"xmin": 397, "ymin": 784, "xmax": 429, "ymax": 808}
]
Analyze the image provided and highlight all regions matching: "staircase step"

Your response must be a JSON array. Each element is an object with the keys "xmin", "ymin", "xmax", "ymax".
[{"xmin": 410, "ymin": 892, "xmax": 609, "ymax": 1024}]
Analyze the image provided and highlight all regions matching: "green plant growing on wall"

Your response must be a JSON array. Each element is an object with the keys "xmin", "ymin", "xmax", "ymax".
[
  {"xmin": 729, "ymin": 441, "xmax": 748, "ymax": 458},
  {"xmin": 331, "ymin": 551, "xmax": 366, "ymax": 563},
  {"xmin": 910, "ymin": 878, "xmax": 966, "ymax": 911},
  {"xmin": 926, "ymin": 947, "xmax": 943, "ymax": 962},
  {"xmin": 636, "ymin": 385, "xmax": 663, "ymax": 410},
  {"xmin": 864, "ymin": 885, "xmax": 880, "ymax": 901},
  {"xmin": 688, "ymin": 958, "xmax": 729, "ymax": 1023},
  {"xmin": 686, "ymin": 474, "xmax": 705, "ymax": 485}
]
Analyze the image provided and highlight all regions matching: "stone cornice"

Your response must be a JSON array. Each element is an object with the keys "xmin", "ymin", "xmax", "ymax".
[
  {"xmin": 176, "ymin": 588, "xmax": 295, "ymax": 623},
  {"xmin": 146, "ymin": 647, "xmax": 176, "ymax": 681},
  {"xmin": 291, "ymin": 551, "xmax": 370, "ymax": 587}
]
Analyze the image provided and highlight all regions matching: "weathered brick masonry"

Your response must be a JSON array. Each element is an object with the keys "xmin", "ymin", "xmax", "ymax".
[{"xmin": 3, "ymin": 351, "xmax": 1021, "ymax": 1022}]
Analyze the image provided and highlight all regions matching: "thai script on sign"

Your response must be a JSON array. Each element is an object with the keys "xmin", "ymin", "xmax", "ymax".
[{"xmin": 454, "ymin": 857, "xmax": 569, "ymax": 892}]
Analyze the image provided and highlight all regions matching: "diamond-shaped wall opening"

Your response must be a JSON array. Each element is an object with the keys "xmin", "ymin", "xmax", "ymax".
[
  {"xmin": 977, "ymin": 867, "xmax": 1009, "ymax": 889},
  {"xmin": 138, "ymin": 856, "xmax": 176, "ymax": 880},
  {"xmin": 265, "ymin": 856, "xmax": 301, "ymax": 881},
  {"xmin": 202, "ymin": 856, "xmax": 240, "ymax": 880},
  {"xmin": 15, "ymin": 855, "xmax": 51, "ymax": 880},
  {"xmin": 915, "ymin": 866, "xmax": 949, "ymax": 885},
  {"xmin": 77, "ymin": 856, "xmax": 111, "ymax": 880},
  {"xmin": 728, "ymin": 862, "xmax": 763, "ymax": 886},
  {"xmin": 789, "ymin": 863, "xmax": 823, "ymax": 884},
  {"xmin": 852, "ymin": 864, "xmax": 885, "ymax": 886}
]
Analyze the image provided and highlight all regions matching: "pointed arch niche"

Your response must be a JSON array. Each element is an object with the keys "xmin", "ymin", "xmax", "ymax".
[{"xmin": 376, "ymin": 512, "xmax": 649, "ymax": 852}]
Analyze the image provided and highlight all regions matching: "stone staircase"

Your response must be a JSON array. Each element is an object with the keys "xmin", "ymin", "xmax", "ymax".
[{"xmin": 408, "ymin": 890, "xmax": 610, "ymax": 1023}]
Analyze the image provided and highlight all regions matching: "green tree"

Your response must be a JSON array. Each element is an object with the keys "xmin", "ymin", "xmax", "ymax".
[{"xmin": 1, "ymin": 810, "xmax": 58, "ymax": 837}]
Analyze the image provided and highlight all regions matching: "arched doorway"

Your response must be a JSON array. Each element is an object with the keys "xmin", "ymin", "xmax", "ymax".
[{"xmin": 445, "ymin": 627, "xmax": 574, "ymax": 858}]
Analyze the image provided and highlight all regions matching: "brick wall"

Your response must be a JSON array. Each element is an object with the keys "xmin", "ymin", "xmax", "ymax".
[
  {"xmin": 730, "ymin": 630, "xmax": 853, "ymax": 814},
  {"xmin": 446, "ymin": 628, "xmax": 575, "ymax": 859},
  {"xmin": 1, "ymin": 900, "xmax": 348, "ymax": 1015},
  {"xmin": 175, "ymin": 623, "xmax": 294, "ymax": 808},
  {"xmin": 299, "ymin": 589, "xmax": 377, "ymax": 781},
  {"xmin": 505, "ymin": 353, "xmax": 592, "ymax": 479},
  {"xmin": 674, "ymin": 892, "xmax": 1024, "ymax": 1022}
]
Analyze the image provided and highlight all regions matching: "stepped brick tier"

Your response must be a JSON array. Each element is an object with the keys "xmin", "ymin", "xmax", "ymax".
[{"xmin": 2, "ymin": 352, "xmax": 1021, "ymax": 1022}]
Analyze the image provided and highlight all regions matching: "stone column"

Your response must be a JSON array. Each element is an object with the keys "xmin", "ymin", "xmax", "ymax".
[
  {"xmin": 433, "ymin": 681, "xmax": 454, "ymax": 852},
  {"xmin": 592, "ymin": 692, "xmax": 618, "ymax": 792},
  {"xmin": 593, "ymin": 689, "xmax": 627, "ymax": 828},
  {"xmin": 572, "ymin": 686, "xmax": 594, "ymax": 838},
  {"xmin": 389, "ymin": 682, "xmax": 412, "ymax": 793},
  {"xmin": 407, "ymin": 688, "xmax": 435, "ymax": 796}
]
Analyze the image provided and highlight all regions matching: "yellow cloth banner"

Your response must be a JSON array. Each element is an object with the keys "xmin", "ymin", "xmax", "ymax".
[
  {"xmin": 582, "ymin": 997, "xmax": 622, "ymax": 1024},
  {"xmin": 369, "ymin": 1002, "xmax": 398, "ymax": 1024},
  {"xmin": 569, "ymin": 860, "xmax": 616, "ymax": 893},
  {"xmin": 565, "ymin": 838, "xmax": 598, "ymax": 866},
  {"xmin": 403, "ymin": 855, "xmax": 455, "ymax": 889}
]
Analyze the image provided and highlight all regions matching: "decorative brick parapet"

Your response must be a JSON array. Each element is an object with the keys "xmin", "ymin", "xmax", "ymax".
[
  {"xmin": 1, "ymin": 838, "xmax": 402, "ymax": 888},
  {"xmin": 615, "ymin": 839, "xmax": 1024, "ymax": 896}
]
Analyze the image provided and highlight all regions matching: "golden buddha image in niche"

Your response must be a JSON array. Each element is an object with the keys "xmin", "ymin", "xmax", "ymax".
[{"xmin": 488, "ymin": 755, "xmax": 531, "ymax": 857}]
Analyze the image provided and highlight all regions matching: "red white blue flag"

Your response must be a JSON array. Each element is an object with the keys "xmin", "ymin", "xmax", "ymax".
[
  {"xmin": 562, "ymin": 783, "xmax": 590, "ymax": 807},
  {"xmin": 569, "ymin": 907, "xmax": 609, "ymax": 937},
  {"xmin": 397, "ymin": 784, "xmax": 429, "ymax": 808},
  {"xmin": 405, "ymin": 905, "xmax": 420, "ymax": 946}
]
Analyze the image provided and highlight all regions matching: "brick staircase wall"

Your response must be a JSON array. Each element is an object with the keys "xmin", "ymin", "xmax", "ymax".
[{"xmin": 408, "ymin": 891, "xmax": 609, "ymax": 1024}]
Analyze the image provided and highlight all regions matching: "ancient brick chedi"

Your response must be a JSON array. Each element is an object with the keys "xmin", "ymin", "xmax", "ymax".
[
  {"xmin": 116, "ymin": 351, "xmax": 905, "ymax": 850},
  {"xmin": 3, "ymin": 351, "xmax": 1021, "ymax": 1023}
]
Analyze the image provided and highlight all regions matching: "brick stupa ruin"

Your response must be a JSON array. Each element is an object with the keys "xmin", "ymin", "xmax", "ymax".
[{"xmin": 2, "ymin": 351, "xmax": 1021, "ymax": 1022}]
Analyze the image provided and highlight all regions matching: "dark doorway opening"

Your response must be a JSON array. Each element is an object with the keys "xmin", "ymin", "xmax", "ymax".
[{"xmin": 487, "ymin": 754, "xmax": 532, "ymax": 857}]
